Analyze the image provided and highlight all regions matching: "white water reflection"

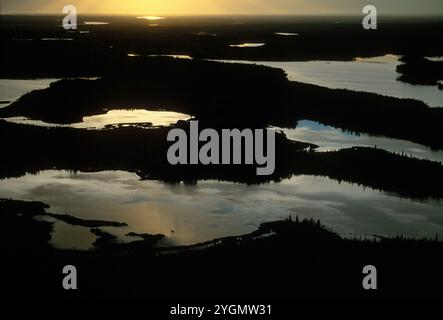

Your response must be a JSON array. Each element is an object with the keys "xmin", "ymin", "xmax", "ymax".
[
  {"xmin": 148, "ymin": 54, "xmax": 193, "ymax": 60},
  {"xmin": 195, "ymin": 32, "xmax": 217, "ymax": 37},
  {"xmin": 215, "ymin": 55, "xmax": 443, "ymax": 107},
  {"xmin": 84, "ymin": 21, "xmax": 109, "ymax": 25},
  {"xmin": 0, "ymin": 79, "xmax": 58, "ymax": 107},
  {"xmin": 128, "ymin": 54, "xmax": 193, "ymax": 60},
  {"xmin": 137, "ymin": 16, "xmax": 166, "ymax": 21},
  {"xmin": 75, "ymin": 109, "xmax": 191, "ymax": 129},
  {"xmin": 275, "ymin": 32, "xmax": 299, "ymax": 36},
  {"xmin": 0, "ymin": 170, "xmax": 442, "ymax": 250},
  {"xmin": 426, "ymin": 56, "xmax": 443, "ymax": 62},
  {"xmin": 3, "ymin": 109, "xmax": 191, "ymax": 129},
  {"xmin": 230, "ymin": 43, "xmax": 265, "ymax": 48},
  {"xmin": 274, "ymin": 120, "xmax": 443, "ymax": 163},
  {"xmin": 41, "ymin": 38, "xmax": 74, "ymax": 41}
]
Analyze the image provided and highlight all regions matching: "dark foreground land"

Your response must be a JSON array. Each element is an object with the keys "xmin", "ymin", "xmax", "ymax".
[{"xmin": 1, "ymin": 198, "xmax": 443, "ymax": 303}]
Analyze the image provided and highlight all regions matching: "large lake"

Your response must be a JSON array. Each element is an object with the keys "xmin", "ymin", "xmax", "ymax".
[
  {"xmin": 215, "ymin": 55, "xmax": 443, "ymax": 108},
  {"xmin": 1, "ymin": 170, "xmax": 442, "ymax": 250}
]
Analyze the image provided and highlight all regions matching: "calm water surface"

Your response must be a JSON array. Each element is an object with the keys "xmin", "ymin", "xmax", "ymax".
[
  {"xmin": 0, "ymin": 79, "xmax": 58, "ymax": 107},
  {"xmin": 3, "ymin": 109, "xmax": 192, "ymax": 129},
  {"xmin": 1, "ymin": 170, "xmax": 442, "ymax": 250},
  {"xmin": 274, "ymin": 120, "xmax": 443, "ymax": 163},
  {"xmin": 216, "ymin": 55, "xmax": 443, "ymax": 107}
]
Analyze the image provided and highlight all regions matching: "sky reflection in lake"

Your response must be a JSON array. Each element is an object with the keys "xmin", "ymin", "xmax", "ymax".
[
  {"xmin": 83, "ymin": 21, "xmax": 109, "ymax": 25},
  {"xmin": 274, "ymin": 32, "xmax": 299, "ymax": 36},
  {"xmin": 216, "ymin": 55, "xmax": 443, "ymax": 107},
  {"xmin": 3, "ymin": 109, "xmax": 191, "ymax": 129},
  {"xmin": 1, "ymin": 170, "xmax": 442, "ymax": 250},
  {"xmin": 74, "ymin": 109, "xmax": 191, "ymax": 129},
  {"xmin": 274, "ymin": 120, "xmax": 443, "ymax": 163},
  {"xmin": 0, "ymin": 79, "xmax": 58, "ymax": 107},
  {"xmin": 229, "ymin": 43, "xmax": 266, "ymax": 48}
]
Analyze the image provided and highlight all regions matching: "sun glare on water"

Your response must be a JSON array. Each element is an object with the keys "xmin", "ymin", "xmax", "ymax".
[{"xmin": 136, "ymin": 16, "xmax": 166, "ymax": 21}]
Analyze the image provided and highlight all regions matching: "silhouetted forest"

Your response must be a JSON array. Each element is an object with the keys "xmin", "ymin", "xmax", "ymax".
[
  {"xmin": 1, "ymin": 57, "xmax": 442, "ymax": 148},
  {"xmin": 1, "ymin": 198, "xmax": 442, "ymax": 302},
  {"xmin": 1, "ymin": 120, "xmax": 443, "ymax": 199},
  {"xmin": 397, "ymin": 56, "xmax": 443, "ymax": 86},
  {"xmin": 2, "ymin": 15, "xmax": 443, "ymax": 77}
]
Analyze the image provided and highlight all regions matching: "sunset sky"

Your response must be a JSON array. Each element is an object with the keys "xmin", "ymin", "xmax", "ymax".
[{"xmin": 1, "ymin": 0, "xmax": 443, "ymax": 15}]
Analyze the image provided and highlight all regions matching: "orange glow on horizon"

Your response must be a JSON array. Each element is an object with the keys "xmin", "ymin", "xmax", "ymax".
[
  {"xmin": 3, "ymin": 0, "xmax": 439, "ymax": 15},
  {"xmin": 2, "ymin": 0, "xmax": 319, "ymax": 15}
]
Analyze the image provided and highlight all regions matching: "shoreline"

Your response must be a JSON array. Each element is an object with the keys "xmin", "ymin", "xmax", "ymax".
[{"xmin": 1, "ymin": 198, "xmax": 442, "ymax": 301}]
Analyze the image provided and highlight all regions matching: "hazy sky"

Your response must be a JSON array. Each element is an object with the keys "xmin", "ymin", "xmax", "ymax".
[{"xmin": 1, "ymin": 0, "xmax": 443, "ymax": 15}]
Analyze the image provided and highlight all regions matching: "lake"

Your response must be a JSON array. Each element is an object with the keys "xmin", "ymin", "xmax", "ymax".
[
  {"xmin": 215, "ymin": 55, "xmax": 443, "ymax": 108},
  {"xmin": 1, "ymin": 170, "xmax": 442, "ymax": 250},
  {"xmin": 274, "ymin": 120, "xmax": 443, "ymax": 163},
  {"xmin": 3, "ymin": 109, "xmax": 192, "ymax": 129}
]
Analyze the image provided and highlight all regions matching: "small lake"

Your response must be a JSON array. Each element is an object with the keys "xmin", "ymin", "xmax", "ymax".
[
  {"xmin": 1, "ymin": 170, "xmax": 442, "ymax": 250},
  {"xmin": 147, "ymin": 54, "xmax": 193, "ymax": 60},
  {"xmin": 216, "ymin": 55, "xmax": 443, "ymax": 108},
  {"xmin": 41, "ymin": 38, "xmax": 74, "ymax": 41},
  {"xmin": 3, "ymin": 109, "xmax": 192, "ymax": 129},
  {"xmin": 274, "ymin": 120, "xmax": 443, "ymax": 163},
  {"xmin": 83, "ymin": 21, "xmax": 109, "ymax": 25},
  {"xmin": 427, "ymin": 56, "xmax": 443, "ymax": 62},
  {"xmin": 229, "ymin": 43, "xmax": 266, "ymax": 48},
  {"xmin": 274, "ymin": 32, "xmax": 299, "ymax": 36}
]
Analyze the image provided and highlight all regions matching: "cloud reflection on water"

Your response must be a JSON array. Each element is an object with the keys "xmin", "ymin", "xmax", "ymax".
[{"xmin": 1, "ymin": 170, "xmax": 442, "ymax": 250}]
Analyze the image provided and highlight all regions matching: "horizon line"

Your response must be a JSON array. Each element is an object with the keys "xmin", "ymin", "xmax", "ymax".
[{"xmin": 2, "ymin": 12, "xmax": 443, "ymax": 17}]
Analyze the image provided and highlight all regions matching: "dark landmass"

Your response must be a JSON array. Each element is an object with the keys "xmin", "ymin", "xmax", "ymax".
[
  {"xmin": 0, "ymin": 198, "xmax": 127, "ymax": 228},
  {"xmin": 90, "ymin": 228, "xmax": 165, "ymax": 251},
  {"xmin": 1, "ymin": 15, "xmax": 443, "ymax": 79},
  {"xmin": 0, "ymin": 59, "xmax": 293, "ymax": 125},
  {"xmin": 92, "ymin": 229, "xmax": 165, "ymax": 252},
  {"xmin": 2, "ymin": 15, "xmax": 442, "ymax": 147},
  {"xmin": 47, "ymin": 213, "xmax": 127, "ymax": 227},
  {"xmin": 1, "ymin": 120, "xmax": 443, "ymax": 199},
  {"xmin": 291, "ymin": 80, "xmax": 443, "ymax": 147},
  {"xmin": 0, "ymin": 199, "xmax": 52, "ymax": 253},
  {"xmin": 1, "ymin": 198, "xmax": 442, "ymax": 302},
  {"xmin": 396, "ymin": 56, "xmax": 443, "ymax": 86},
  {"xmin": 126, "ymin": 231, "xmax": 165, "ymax": 241},
  {"xmin": 90, "ymin": 228, "xmax": 118, "ymax": 248},
  {"xmin": 1, "ymin": 57, "xmax": 442, "ymax": 149},
  {"xmin": 0, "ymin": 199, "xmax": 164, "ymax": 252}
]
